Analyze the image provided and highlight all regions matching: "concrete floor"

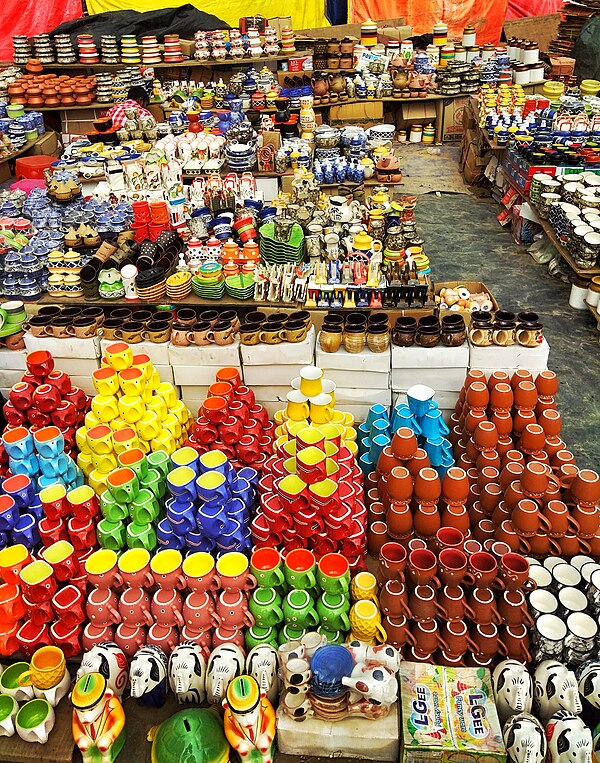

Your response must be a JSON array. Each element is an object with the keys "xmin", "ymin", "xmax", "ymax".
[{"xmin": 416, "ymin": 192, "xmax": 600, "ymax": 471}]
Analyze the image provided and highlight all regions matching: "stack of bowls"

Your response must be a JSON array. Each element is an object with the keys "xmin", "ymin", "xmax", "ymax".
[
  {"xmin": 225, "ymin": 273, "xmax": 255, "ymax": 299},
  {"xmin": 225, "ymin": 142, "xmax": 256, "ymax": 171},
  {"xmin": 166, "ymin": 271, "xmax": 192, "ymax": 301},
  {"xmin": 259, "ymin": 221, "xmax": 305, "ymax": 265},
  {"xmin": 135, "ymin": 267, "xmax": 166, "ymax": 300},
  {"xmin": 191, "ymin": 262, "xmax": 225, "ymax": 299}
]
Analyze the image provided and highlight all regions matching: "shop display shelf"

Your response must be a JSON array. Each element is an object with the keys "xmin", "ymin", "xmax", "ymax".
[
  {"xmin": 19, "ymin": 55, "xmax": 295, "ymax": 71},
  {"xmin": 0, "ymin": 135, "xmax": 43, "ymax": 165},
  {"xmin": 539, "ymin": 219, "xmax": 600, "ymax": 278}
]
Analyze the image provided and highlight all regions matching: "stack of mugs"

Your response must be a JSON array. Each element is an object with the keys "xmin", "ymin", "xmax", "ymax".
[
  {"xmin": 3, "ymin": 350, "xmax": 89, "ymax": 462},
  {"xmin": 38, "ymin": 481, "xmax": 98, "ymax": 566},
  {"xmin": 375, "ymin": 538, "xmax": 535, "ymax": 666},
  {"xmin": 451, "ymin": 369, "xmax": 600, "ymax": 557},
  {"xmin": 278, "ymin": 636, "xmax": 322, "ymax": 722},
  {"xmin": 160, "ymin": 447, "xmax": 257, "ymax": 554},
  {"xmin": 95, "ymin": 72, "xmax": 113, "ymax": 104},
  {"xmin": 248, "ymin": 549, "xmax": 352, "ymax": 647},
  {"xmin": 187, "ymin": 370, "xmax": 274, "ymax": 470},
  {"xmin": 319, "ymin": 311, "xmax": 391, "ymax": 354}
]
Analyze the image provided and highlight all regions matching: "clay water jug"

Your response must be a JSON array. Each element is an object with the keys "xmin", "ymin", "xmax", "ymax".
[
  {"xmin": 328, "ymin": 72, "xmax": 345, "ymax": 94},
  {"xmin": 392, "ymin": 69, "xmax": 408, "ymax": 90}
]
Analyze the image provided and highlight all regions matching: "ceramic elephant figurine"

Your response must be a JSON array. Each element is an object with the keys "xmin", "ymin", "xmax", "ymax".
[
  {"xmin": 246, "ymin": 644, "xmax": 278, "ymax": 705},
  {"xmin": 168, "ymin": 642, "xmax": 206, "ymax": 704},
  {"xmin": 206, "ymin": 644, "xmax": 245, "ymax": 705},
  {"xmin": 546, "ymin": 710, "xmax": 593, "ymax": 763},
  {"xmin": 577, "ymin": 661, "xmax": 600, "ymax": 709},
  {"xmin": 493, "ymin": 660, "xmax": 534, "ymax": 724},
  {"xmin": 130, "ymin": 645, "xmax": 168, "ymax": 708},
  {"xmin": 534, "ymin": 660, "xmax": 582, "ymax": 720},
  {"xmin": 503, "ymin": 712, "xmax": 546, "ymax": 763},
  {"xmin": 76, "ymin": 642, "xmax": 129, "ymax": 699}
]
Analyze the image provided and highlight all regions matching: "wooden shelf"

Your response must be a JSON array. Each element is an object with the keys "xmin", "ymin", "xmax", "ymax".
[
  {"xmin": 11, "ymin": 55, "xmax": 294, "ymax": 71},
  {"xmin": 0, "ymin": 135, "xmax": 43, "ymax": 166},
  {"xmin": 540, "ymin": 219, "xmax": 600, "ymax": 278}
]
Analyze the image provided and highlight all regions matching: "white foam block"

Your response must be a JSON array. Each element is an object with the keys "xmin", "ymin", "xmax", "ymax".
[
  {"xmin": 468, "ymin": 342, "xmax": 520, "ymax": 370},
  {"xmin": 515, "ymin": 337, "xmax": 550, "ymax": 370},
  {"xmin": 340, "ymin": 403, "xmax": 386, "ymax": 423},
  {"xmin": 391, "ymin": 342, "xmax": 469, "ymax": 369},
  {"xmin": 251, "ymin": 386, "xmax": 290, "ymax": 403},
  {"xmin": 0, "ymin": 349, "xmax": 27, "ymax": 371},
  {"xmin": 68, "ymin": 375, "xmax": 97, "ymax": 396},
  {"xmin": 24, "ymin": 334, "xmax": 101, "ymax": 359},
  {"xmin": 335, "ymin": 387, "xmax": 392, "ymax": 405},
  {"xmin": 0, "ymin": 369, "xmax": 25, "ymax": 388},
  {"xmin": 168, "ymin": 340, "xmax": 241, "ymax": 367},
  {"xmin": 53, "ymin": 358, "xmax": 101, "ymax": 376},
  {"xmin": 393, "ymin": 389, "xmax": 459, "ymax": 412},
  {"xmin": 391, "ymin": 367, "xmax": 467, "ymax": 392},
  {"xmin": 100, "ymin": 338, "xmax": 170, "ymax": 365},
  {"xmin": 172, "ymin": 365, "xmax": 242, "ymax": 386},
  {"xmin": 240, "ymin": 326, "xmax": 315, "ymax": 366},
  {"xmin": 243, "ymin": 365, "xmax": 305, "ymax": 387},
  {"xmin": 260, "ymin": 400, "xmax": 286, "ymax": 417},
  {"xmin": 316, "ymin": 338, "xmax": 391, "ymax": 372},
  {"xmin": 324, "ymin": 369, "xmax": 390, "ymax": 389},
  {"xmin": 276, "ymin": 706, "xmax": 399, "ymax": 761}
]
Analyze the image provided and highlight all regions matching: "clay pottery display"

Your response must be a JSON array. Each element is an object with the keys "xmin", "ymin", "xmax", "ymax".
[
  {"xmin": 538, "ymin": 409, "xmax": 562, "ymax": 437},
  {"xmin": 407, "ymin": 548, "xmax": 439, "ymax": 587},
  {"xmin": 570, "ymin": 469, "xmax": 600, "ymax": 507},
  {"xmin": 520, "ymin": 424, "xmax": 546, "ymax": 455},
  {"xmin": 513, "ymin": 381, "xmax": 538, "ymax": 411},
  {"xmin": 479, "ymin": 483, "xmax": 502, "ymax": 514},
  {"xmin": 465, "ymin": 382, "xmax": 489, "ymax": 411},
  {"xmin": 408, "ymin": 585, "xmax": 440, "ymax": 621},
  {"xmin": 502, "ymin": 623, "xmax": 532, "ymax": 662},
  {"xmin": 440, "ymin": 503, "xmax": 470, "ymax": 534},
  {"xmin": 467, "ymin": 587, "xmax": 501, "ymax": 626},
  {"xmin": 510, "ymin": 369, "xmax": 533, "ymax": 389},
  {"xmin": 391, "ymin": 428, "xmax": 418, "ymax": 460},
  {"xmin": 442, "ymin": 467, "xmax": 469, "ymax": 505},
  {"xmin": 491, "ymin": 411, "xmax": 513, "ymax": 436},
  {"xmin": 441, "ymin": 619, "xmax": 470, "ymax": 657},
  {"xmin": 491, "ymin": 501, "xmax": 512, "ymax": 528},
  {"xmin": 520, "ymin": 461, "xmax": 549, "ymax": 497},
  {"xmin": 558, "ymin": 533, "xmax": 591, "ymax": 557},
  {"xmin": 438, "ymin": 549, "xmax": 467, "ymax": 587},
  {"xmin": 545, "ymin": 436, "xmax": 565, "ymax": 459},
  {"xmin": 411, "ymin": 619, "xmax": 443, "ymax": 654},
  {"xmin": 475, "ymin": 450, "xmax": 501, "ymax": 471},
  {"xmin": 476, "ymin": 466, "xmax": 499, "ymax": 491},
  {"xmin": 387, "ymin": 466, "xmax": 412, "ymax": 503},
  {"xmin": 413, "ymin": 468, "xmax": 441, "ymax": 504},
  {"xmin": 464, "ymin": 410, "xmax": 488, "ymax": 435},
  {"xmin": 500, "ymin": 462, "xmax": 524, "ymax": 491},
  {"xmin": 488, "ymin": 371, "xmax": 510, "ymax": 389},
  {"xmin": 497, "ymin": 589, "xmax": 534, "ymax": 627},
  {"xmin": 473, "ymin": 422, "xmax": 498, "ymax": 451},
  {"xmin": 468, "ymin": 623, "xmax": 505, "ymax": 658},
  {"xmin": 504, "ymin": 480, "xmax": 525, "ymax": 509},
  {"xmin": 494, "ymin": 520, "xmax": 526, "ymax": 553},
  {"xmin": 536, "ymin": 370, "xmax": 559, "ymax": 398},
  {"xmin": 413, "ymin": 503, "xmax": 441, "ymax": 539},
  {"xmin": 535, "ymin": 397, "xmax": 557, "ymax": 416},
  {"xmin": 387, "ymin": 501, "xmax": 413, "ymax": 538},
  {"xmin": 571, "ymin": 503, "xmax": 599, "ymax": 537},
  {"xmin": 527, "ymin": 532, "xmax": 560, "ymax": 557},
  {"xmin": 382, "ymin": 614, "xmax": 415, "ymax": 648},
  {"xmin": 379, "ymin": 579, "xmax": 410, "ymax": 618}
]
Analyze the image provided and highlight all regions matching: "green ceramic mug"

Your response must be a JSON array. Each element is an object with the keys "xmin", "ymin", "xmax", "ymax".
[
  {"xmin": 129, "ymin": 489, "xmax": 160, "ymax": 525},
  {"xmin": 317, "ymin": 553, "xmax": 350, "ymax": 595},
  {"xmin": 147, "ymin": 450, "xmax": 171, "ymax": 480},
  {"xmin": 140, "ymin": 468, "xmax": 166, "ymax": 499},
  {"xmin": 317, "ymin": 624, "xmax": 345, "ymax": 644},
  {"xmin": 283, "ymin": 589, "xmax": 319, "ymax": 628},
  {"xmin": 125, "ymin": 522, "xmax": 157, "ymax": 552},
  {"xmin": 249, "ymin": 588, "xmax": 284, "ymax": 627},
  {"xmin": 279, "ymin": 623, "xmax": 306, "ymax": 645},
  {"xmin": 284, "ymin": 548, "xmax": 317, "ymax": 591},
  {"xmin": 117, "ymin": 448, "xmax": 148, "ymax": 481},
  {"xmin": 96, "ymin": 518, "xmax": 126, "ymax": 551},
  {"xmin": 245, "ymin": 626, "xmax": 279, "ymax": 652},
  {"xmin": 107, "ymin": 467, "xmax": 139, "ymax": 505},
  {"xmin": 251, "ymin": 548, "xmax": 284, "ymax": 589},
  {"xmin": 316, "ymin": 592, "xmax": 351, "ymax": 631},
  {"xmin": 100, "ymin": 491, "xmax": 128, "ymax": 523}
]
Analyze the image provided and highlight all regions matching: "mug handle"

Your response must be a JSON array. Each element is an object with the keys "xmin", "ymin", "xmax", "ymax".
[
  {"xmin": 306, "ymin": 570, "xmax": 317, "ymax": 589},
  {"xmin": 523, "ymin": 609, "xmax": 535, "ymax": 628},
  {"xmin": 185, "ymin": 332, "xmax": 196, "ymax": 344},
  {"xmin": 307, "ymin": 609, "xmax": 320, "ymax": 627},
  {"xmin": 108, "ymin": 606, "xmax": 121, "ymax": 623},
  {"xmin": 272, "ymin": 604, "xmax": 284, "ymax": 622},
  {"xmin": 466, "ymin": 635, "xmax": 480, "ymax": 654},
  {"xmin": 114, "ymin": 329, "xmax": 123, "ymax": 339},
  {"xmin": 492, "ymin": 577, "xmax": 506, "ymax": 591},
  {"xmin": 568, "ymin": 516, "xmax": 581, "ymax": 533},
  {"xmin": 548, "ymin": 537, "xmax": 563, "ymax": 555},
  {"xmin": 429, "ymin": 574, "xmax": 441, "ymax": 590},
  {"xmin": 579, "ymin": 538, "xmax": 593, "ymax": 555},
  {"xmin": 538, "ymin": 514, "xmax": 553, "ymax": 532},
  {"xmin": 515, "ymin": 329, "xmax": 532, "ymax": 346},
  {"xmin": 17, "ymin": 670, "xmax": 34, "ymax": 687},
  {"xmin": 491, "ymin": 604, "xmax": 503, "ymax": 625},
  {"xmin": 463, "ymin": 572, "xmax": 476, "ymax": 586},
  {"xmin": 143, "ymin": 610, "xmax": 154, "ymax": 627},
  {"xmin": 375, "ymin": 621, "xmax": 387, "ymax": 643},
  {"xmin": 66, "ymin": 326, "xmax": 76, "ymax": 336},
  {"xmin": 522, "ymin": 579, "xmax": 537, "ymax": 592},
  {"xmin": 435, "ymin": 603, "xmax": 448, "ymax": 619},
  {"xmin": 246, "ymin": 574, "xmax": 257, "ymax": 589},
  {"xmin": 340, "ymin": 612, "xmax": 351, "ymax": 630},
  {"xmin": 497, "ymin": 639, "xmax": 509, "ymax": 657},
  {"xmin": 210, "ymin": 612, "xmax": 222, "ymax": 628},
  {"xmin": 404, "ymin": 628, "xmax": 417, "ymax": 647},
  {"xmin": 244, "ymin": 611, "xmax": 256, "ymax": 627},
  {"xmin": 206, "ymin": 331, "xmax": 214, "ymax": 343},
  {"xmin": 519, "ymin": 537, "xmax": 531, "ymax": 554}
]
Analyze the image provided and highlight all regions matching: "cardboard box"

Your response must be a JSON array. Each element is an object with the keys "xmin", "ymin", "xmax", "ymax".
[
  {"xmin": 394, "ymin": 389, "xmax": 458, "ymax": 412},
  {"xmin": 329, "ymin": 101, "xmax": 383, "ymax": 125},
  {"xmin": 168, "ymin": 341, "xmax": 241, "ymax": 368},
  {"xmin": 548, "ymin": 55, "xmax": 576, "ymax": 75},
  {"xmin": 154, "ymin": 365, "xmax": 175, "ymax": 385},
  {"xmin": 24, "ymin": 334, "xmax": 101, "ymax": 359},
  {"xmin": 0, "ymin": 369, "xmax": 26, "ymax": 388},
  {"xmin": 50, "ymin": 358, "xmax": 101, "ymax": 376},
  {"xmin": 442, "ymin": 96, "xmax": 469, "ymax": 143},
  {"xmin": 173, "ymin": 365, "xmax": 242, "ymax": 386},
  {"xmin": 179, "ymin": 39, "xmax": 195, "ymax": 58},
  {"xmin": 0, "ymin": 349, "xmax": 27, "ymax": 371},
  {"xmin": 400, "ymin": 662, "xmax": 505, "ymax": 763},
  {"xmin": 250, "ymin": 386, "xmax": 290, "ymax": 402},
  {"xmin": 316, "ymin": 340, "xmax": 390, "ymax": 372},
  {"xmin": 392, "ymin": 367, "xmax": 466, "ymax": 392},
  {"xmin": 377, "ymin": 25, "xmax": 413, "ymax": 42},
  {"xmin": 435, "ymin": 281, "xmax": 500, "ymax": 322},
  {"xmin": 392, "ymin": 343, "xmax": 469, "ymax": 369},
  {"xmin": 504, "ymin": 13, "xmax": 560, "ymax": 52},
  {"xmin": 241, "ymin": 327, "xmax": 315, "ymax": 366},
  {"xmin": 268, "ymin": 16, "xmax": 292, "ymax": 36},
  {"xmin": 468, "ymin": 339, "xmax": 550, "ymax": 372},
  {"xmin": 336, "ymin": 387, "xmax": 392, "ymax": 405},
  {"xmin": 100, "ymin": 339, "xmax": 170, "ymax": 366},
  {"xmin": 68, "ymin": 375, "xmax": 97, "ymax": 396},
  {"xmin": 400, "ymin": 101, "xmax": 437, "ymax": 124},
  {"xmin": 324, "ymin": 369, "xmax": 390, "ymax": 388},
  {"xmin": 243, "ymin": 365, "xmax": 305, "ymax": 386},
  {"xmin": 297, "ymin": 17, "xmax": 404, "ymax": 39},
  {"xmin": 30, "ymin": 130, "xmax": 61, "ymax": 157}
]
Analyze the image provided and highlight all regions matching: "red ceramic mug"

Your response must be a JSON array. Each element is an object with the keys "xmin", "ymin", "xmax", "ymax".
[
  {"xmin": 407, "ymin": 548, "xmax": 440, "ymax": 588},
  {"xmin": 38, "ymin": 517, "xmax": 69, "ymax": 547},
  {"xmin": 22, "ymin": 592, "xmax": 54, "ymax": 626},
  {"xmin": 114, "ymin": 623, "xmax": 147, "ymax": 658},
  {"xmin": 498, "ymin": 552, "xmax": 536, "ymax": 592},
  {"xmin": 15, "ymin": 620, "xmax": 51, "ymax": 659},
  {"xmin": 378, "ymin": 542, "xmax": 407, "ymax": 582},
  {"xmin": 51, "ymin": 584, "xmax": 85, "ymax": 630},
  {"xmin": 463, "ymin": 552, "xmax": 500, "ymax": 589},
  {"xmin": 438, "ymin": 549, "xmax": 468, "ymax": 587},
  {"xmin": 183, "ymin": 591, "xmax": 215, "ymax": 630},
  {"xmin": 151, "ymin": 589, "xmax": 184, "ymax": 627},
  {"xmin": 40, "ymin": 540, "xmax": 80, "ymax": 583},
  {"xmin": 87, "ymin": 588, "xmax": 120, "ymax": 627},
  {"xmin": 118, "ymin": 588, "xmax": 154, "ymax": 628},
  {"xmin": 49, "ymin": 620, "xmax": 82, "ymax": 658}
]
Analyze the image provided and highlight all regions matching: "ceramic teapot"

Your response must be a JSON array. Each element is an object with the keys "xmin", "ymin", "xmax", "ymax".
[{"xmin": 328, "ymin": 195, "xmax": 360, "ymax": 224}]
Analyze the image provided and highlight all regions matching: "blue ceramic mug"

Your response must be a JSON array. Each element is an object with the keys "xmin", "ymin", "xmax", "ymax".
[
  {"xmin": 197, "ymin": 501, "xmax": 226, "ymax": 539},
  {"xmin": 0, "ymin": 495, "xmax": 19, "ymax": 532}
]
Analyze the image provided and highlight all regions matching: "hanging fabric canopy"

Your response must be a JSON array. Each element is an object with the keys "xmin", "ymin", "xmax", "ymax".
[{"xmin": 0, "ymin": 0, "xmax": 83, "ymax": 60}]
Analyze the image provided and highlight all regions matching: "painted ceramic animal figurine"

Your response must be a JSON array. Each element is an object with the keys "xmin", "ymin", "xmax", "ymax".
[
  {"xmin": 534, "ymin": 660, "xmax": 582, "ymax": 720},
  {"xmin": 576, "ymin": 660, "xmax": 600, "ymax": 728},
  {"xmin": 546, "ymin": 710, "xmax": 593, "ymax": 763},
  {"xmin": 246, "ymin": 645, "xmax": 278, "ymax": 704},
  {"xmin": 72, "ymin": 672, "xmax": 126, "ymax": 763},
  {"xmin": 130, "ymin": 646, "xmax": 168, "ymax": 708},
  {"xmin": 206, "ymin": 644, "xmax": 245, "ymax": 705},
  {"xmin": 503, "ymin": 712, "xmax": 546, "ymax": 763},
  {"xmin": 168, "ymin": 642, "xmax": 206, "ymax": 704},
  {"xmin": 223, "ymin": 675, "xmax": 276, "ymax": 763},
  {"xmin": 343, "ymin": 662, "xmax": 397, "ymax": 718},
  {"xmin": 346, "ymin": 641, "xmax": 401, "ymax": 673},
  {"xmin": 77, "ymin": 643, "xmax": 129, "ymax": 699},
  {"xmin": 493, "ymin": 660, "xmax": 534, "ymax": 724}
]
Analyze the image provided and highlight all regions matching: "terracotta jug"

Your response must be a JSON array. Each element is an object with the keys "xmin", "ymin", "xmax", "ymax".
[
  {"xmin": 413, "ymin": 503, "xmax": 441, "ymax": 539},
  {"xmin": 440, "ymin": 503, "xmax": 470, "ymax": 534},
  {"xmin": 311, "ymin": 74, "xmax": 329, "ymax": 96},
  {"xmin": 392, "ymin": 69, "xmax": 409, "ymax": 90},
  {"xmin": 328, "ymin": 72, "xmax": 345, "ymax": 94},
  {"xmin": 387, "ymin": 501, "xmax": 413, "ymax": 538}
]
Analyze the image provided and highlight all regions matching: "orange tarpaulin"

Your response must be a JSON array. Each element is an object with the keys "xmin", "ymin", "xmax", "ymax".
[{"xmin": 351, "ymin": 0, "xmax": 510, "ymax": 45}]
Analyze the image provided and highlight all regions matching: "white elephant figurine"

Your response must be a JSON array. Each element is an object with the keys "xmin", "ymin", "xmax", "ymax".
[
  {"xmin": 577, "ymin": 661, "xmax": 600, "ymax": 709},
  {"xmin": 246, "ymin": 645, "xmax": 278, "ymax": 704},
  {"xmin": 130, "ymin": 645, "xmax": 168, "ymax": 708},
  {"xmin": 546, "ymin": 711, "xmax": 592, "ymax": 763},
  {"xmin": 76, "ymin": 642, "xmax": 129, "ymax": 699},
  {"xmin": 342, "ymin": 662, "xmax": 397, "ymax": 717},
  {"xmin": 206, "ymin": 644, "xmax": 245, "ymax": 705},
  {"xmin": 493, "ymin": 660, "xmax": 534, "ymax": 724},
  {"xmin": 503, "ymin": 712, "xmax": 546, "ymax": 763},
  {"xmin": 168, "ymin": 642, "xmax": 206, "ymax": 704},
  {"xmin": 534, "ymin": 661, "xmax": 582, "ymax": 720}
]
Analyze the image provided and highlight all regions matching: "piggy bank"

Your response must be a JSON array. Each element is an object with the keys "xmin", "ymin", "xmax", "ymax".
[{"xmin": 76, "ymin": 641, "xmax": 129, "ymax": 699}]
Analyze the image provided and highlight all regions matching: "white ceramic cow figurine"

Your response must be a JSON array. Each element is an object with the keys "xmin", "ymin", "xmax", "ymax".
[
  {"xmin": 168, "ymin": 642, "xmax": 206, "ymax": 704},
  {"xmin": 534, "ymin": 661, "xmax": 582, "ymax": 721},
  {"xmin": 130, "ymin": 645, "xmax": 169, "ymax": 708},
  {"xmin": 503, "ymin": 712, "xmax": 546, "ymax": 763},
  {"xmin": 246, "ymin": 645, "xmax": 278, "ymax": 704},
  {"xmin": 342, "ymin": 662, "xmax": 397, "ymax": 718},
  {"xmin": 493, "ymin": 660, "xmax": 534, "ymax": 724},
  {"xmin": 206, "ymin": 644, "xmax": 245, "ymax": 705},
  {"xmin": 546, "ymin": 711, "xmax": 593, "ymax": 763},
  {"xmin": 345, "ymin": 641, "xmax": 401, "ymax": 673},
  {"xmin": 76, "ymin": 642, "xmax": 129, "ymax": 699}
]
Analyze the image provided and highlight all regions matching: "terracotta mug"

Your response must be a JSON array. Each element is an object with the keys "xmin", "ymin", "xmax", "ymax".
[
  {"xmin": 463, "ymin": 552, "xmax": 500, "ymax": 589},
  {"xmin": 497, "ymin": 589, "xmax": 534, "ymax": 627},
  {"xmin": 212, "ymin": 590, "xmax": 254, "ymax": 630},
  {"xmin": 151, "ymin": 589, "xmax": 184, "ymax": 627},
  {"xmin": 407, "ymin": 549, "xmax": 440, "ymax": 588},
  {"xmin": 183, "ymin": 591, "xmax": 215, "ymax": 630},
  {"xmin": 382, "ymin": 614, "xmax": 416, "ymax": 649},
  {"xmin": 499, "ymin": 553, "xmax": 536, "ymax": 593},
  {"xmin": 437, "ymin": 585, "xmax": 476, "ymax": 622},
  {"xmin": 379, "ymin": 579, "xmax": 411, "ymax": 618},
  {"xmin": 501, "ymin": 623, "xmax": 532, "ymax": 662},
  {"xmin": 467, "ymin": 587, "xmax": 502, "ymax": 626},
  {"xmin": 434, "ymin": 527, "xmax": 464, "ymax": 553},
  {"xmin": 468, "ymin": 622, "xmax": 507, "ymax": 658},
  {"xmin": 438, "ymin": 549, "xmax": 467, "ymax": 587},
  {"xmin": 378, "ymin": 542, "xmax": 407, "ymax": 582},
  {"xmin": 441, "ymin": 619, "xmax": 470, "ymax": 657},
  {"xmin": 411, "ymin": 619, "xmax": 446, "ymax": 654},
  {"xmin": 118, "ymin": 588, "xmax": 153, "ymax": 628},
  {"xmin": 408, "ymin": 585, "xmax": 443, "ymax": 622},
  {"xmin": 86, "ymin": 588, "xmax": 120, "ymax": 627}
]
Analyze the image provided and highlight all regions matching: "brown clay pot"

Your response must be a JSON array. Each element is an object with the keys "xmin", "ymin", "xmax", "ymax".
[{"xmin": 387, "ymin": 501, "xmax": 413, "ymax": 538}]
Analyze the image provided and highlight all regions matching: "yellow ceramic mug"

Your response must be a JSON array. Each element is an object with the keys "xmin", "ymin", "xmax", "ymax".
[
  {"xmin": 85, "ymin": 411, "xmax": 100, "ymax": 429},
  {"xmin": 109, "ymin": 417, "xmax": 128, "ymax": 433},
  {"xmin": 147, "ymin": 396, "xmax": 167, "ymax": 422},
  {"xmin": 18, "ymin": 646, "xmax": 66, "ymax": 690},
  {"xmin": 280, "ymin": 439, "xmax": 297, "ymax": 458},
  {"xmin": 91, "ymin": 452, "xmax": 118, "ymax": 475},
  {"xmin": 350, "ymin": 571, "xmax": 379, "ymax": 603},
  {"xmin": 321, "ymin": 379, "xmax": 336, "ymax": 406},
  {"xmin": 77, "ymin": 452, "xmax": 93, "ymax": 476},
  {"xmin": 88, "ymin": 469, "xmax": 109, "ymax": 495},
  {"xmin": 156, "ymin": 382, "xmax": 177, "ymax": 408},
  {"xmin": 296, "ymin": 426, "xmax": 325, "ymax": 450},
  {"xmin": 75, "ymin": 427, "xmax": 90, "ymax": 455},
  {"xmin": 299, "ymin": 366, "xmax": 323, "ymax": 397},
  {"xmin": 162, "ymin": 413, "xmax": 182, "ymax": 439},
  {"xmin": 349, "ymin": 599, "xmax": 387, "ymax": 644},
  {"xmin": 118, "ymin": 367, "xmax": 145, "ymax": 397},
  {"xmin": 92, "ymin": 367, "xmax": 119, "ymax": 397},
  {"xmin": 287, "ymin": 420, "xmax": 310, "ymax": 439},
  {"xmin": 151, "ymin": 431, "xmax": 176, "ymax": 454},
  {"xmin": 104, "ymin": 342, "xmax": 133, "ymax": 372},
  {"xmin": 118, "ymin": 395, "xmax": 145, "ymax": 424},
  {"xmin": 112, "ymin": 427, "xmax": 140, "ymax": 455},
  {"xmin": 91, "ymin": 395, "xmax": 119, "ymax": 424},
  {"xmin": 131, "ymin": 353, "xmax": 154, "ymax": 381},
  {"xmin": 309, "ymin": 393, "xmax": 334, "ymax": 424},
  {"xmin": 286, "ymin": 391, "xmax": 309, "ymax": 422},
  {"xmin": 274, "ymin": 410, "xmax": 287, "ymax": 426}
]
